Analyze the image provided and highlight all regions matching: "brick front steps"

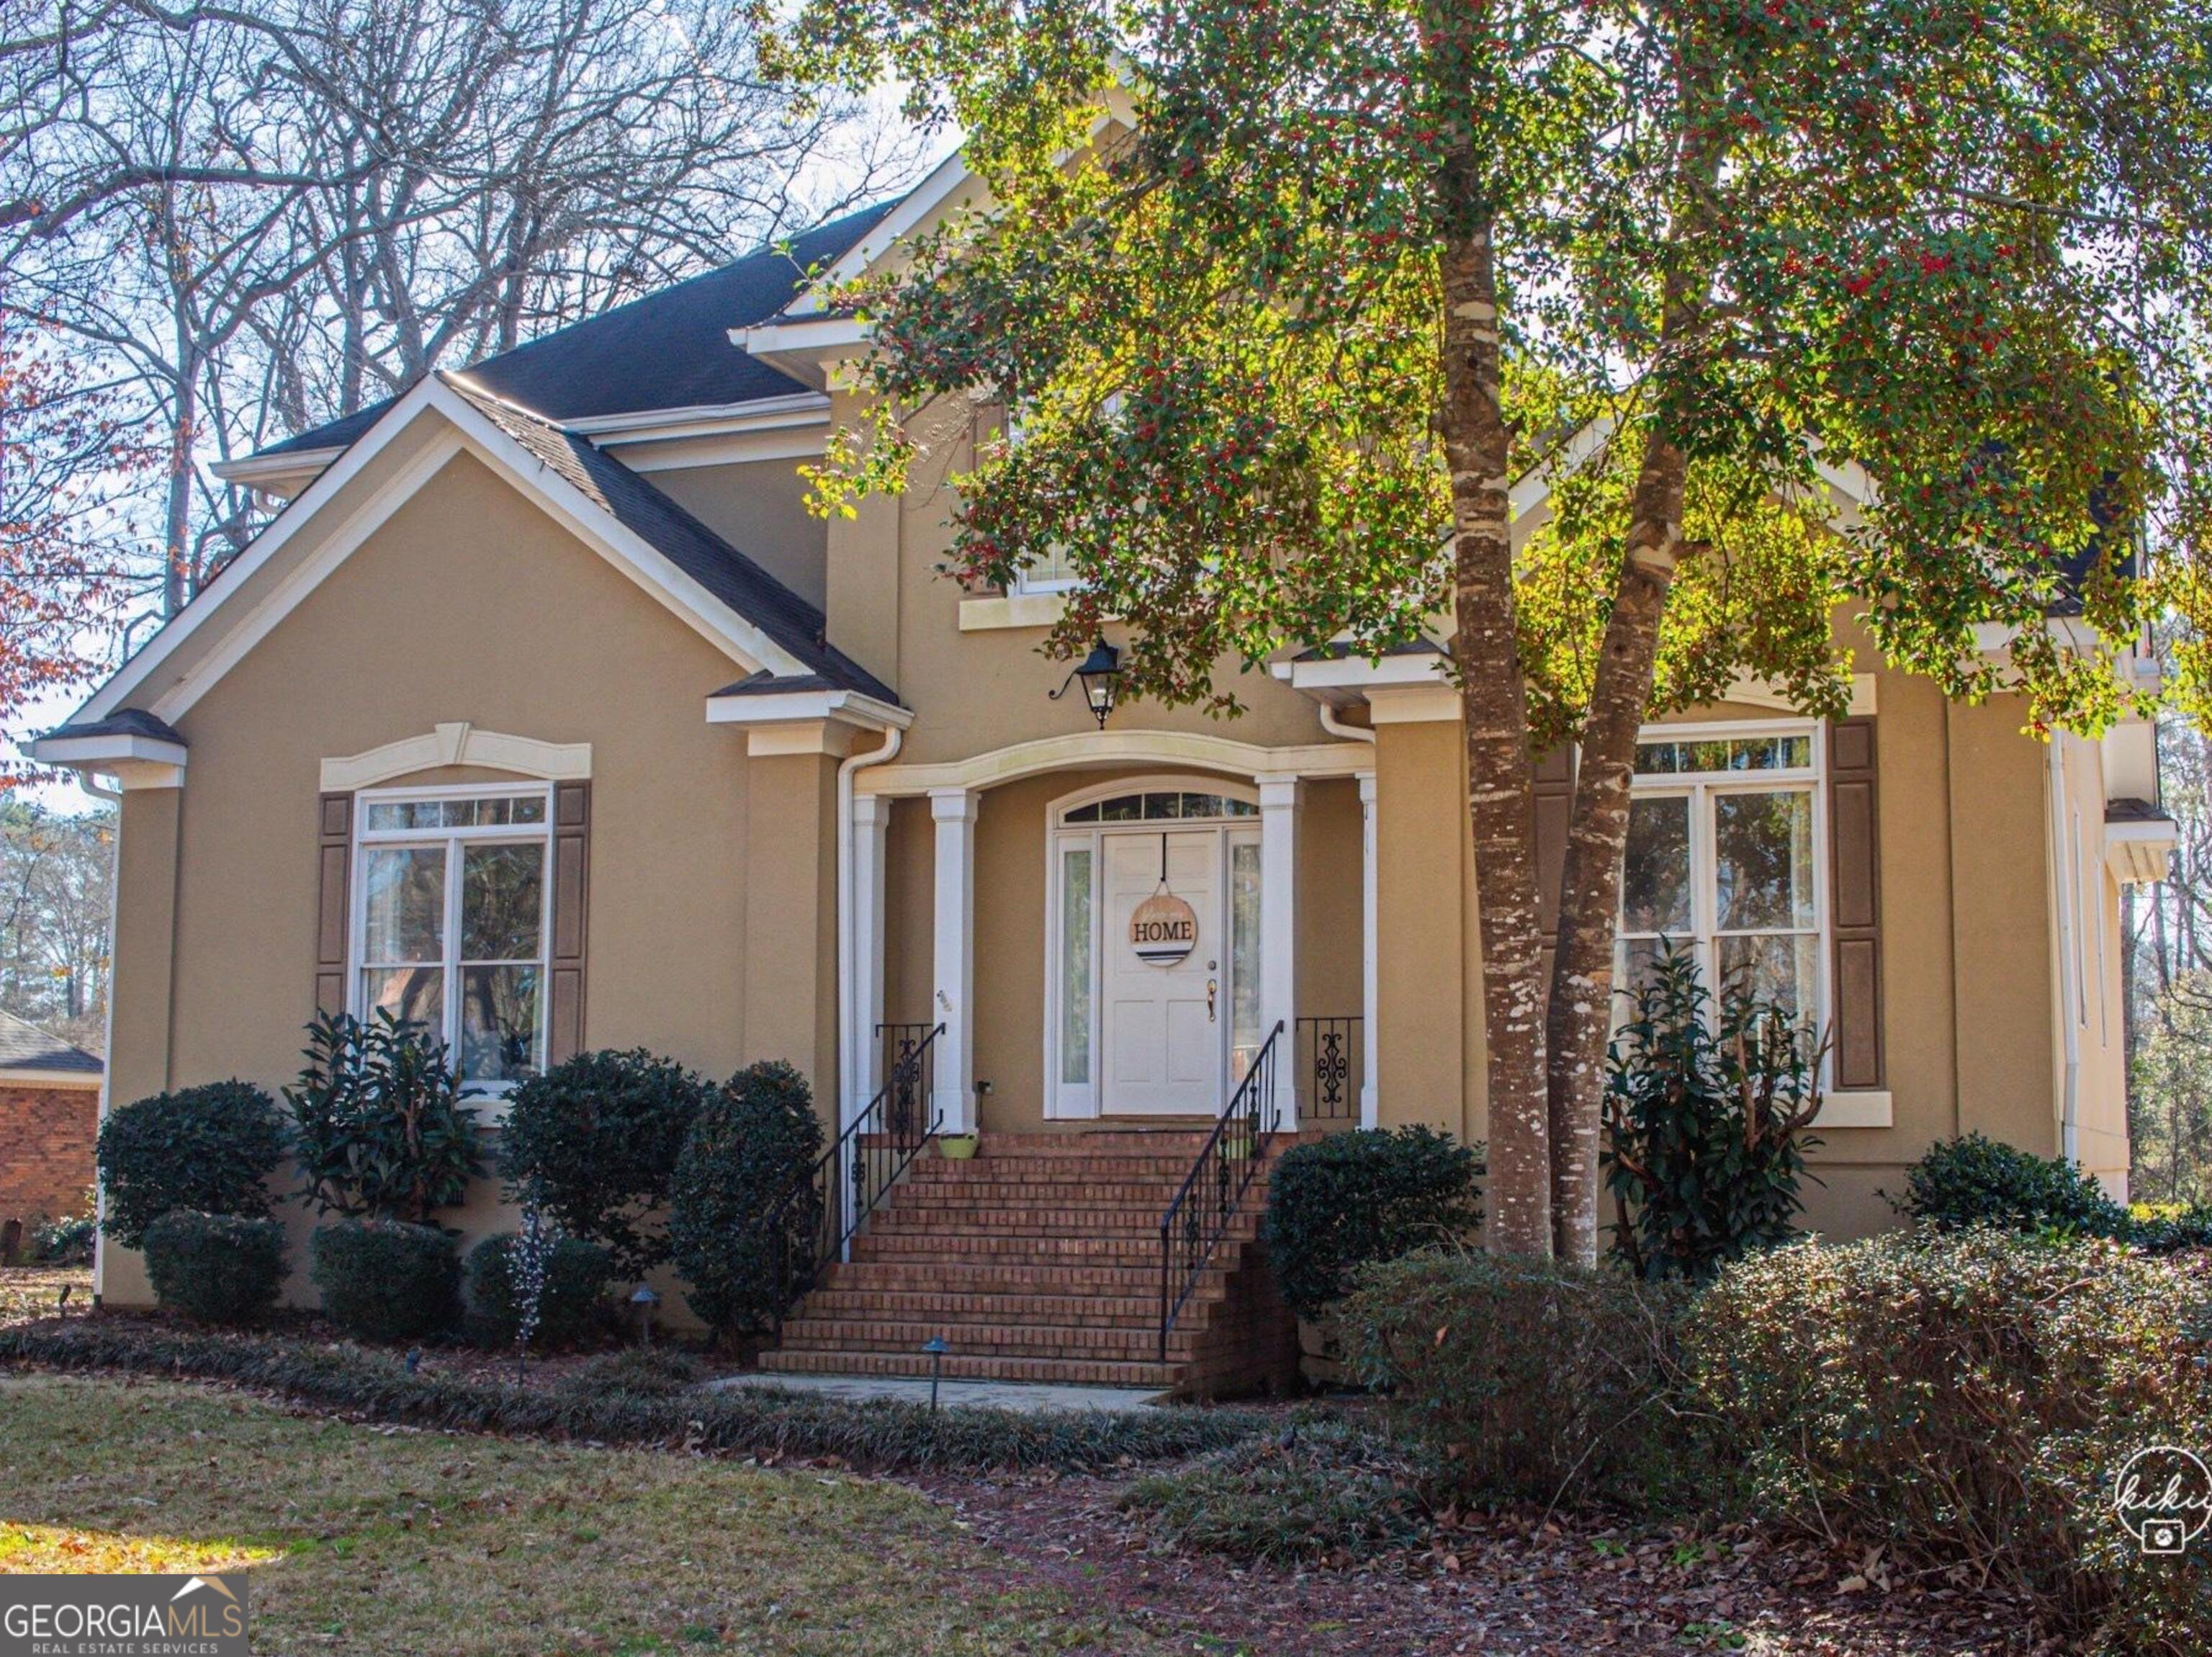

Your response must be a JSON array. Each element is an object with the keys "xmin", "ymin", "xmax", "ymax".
[{"xmin": 755, "ymin": 1130, "xmax": 1302, "ymax": 1398}]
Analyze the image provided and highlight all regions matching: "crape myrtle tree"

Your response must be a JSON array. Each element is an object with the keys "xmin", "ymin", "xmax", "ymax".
[{"xmin": 781, "ymin": 0, "xmax": 2212, "ymax": 1260}]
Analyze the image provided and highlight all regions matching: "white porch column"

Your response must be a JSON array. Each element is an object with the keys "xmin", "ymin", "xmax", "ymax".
[
  {"xmin": 1359, "ymin": 771, "xmax": 1379, "ymax": 1128},
  {"xmin": 1258, "ymin": 776, "xmax": 1300, "ymax": 1128},
  {"xmin": 930, "ymin": 788, "xmax": 979, "ymax": 1135},
  {"xmin": 845, "ymin": 791, "xmax": 891, "ymax": 1128}
]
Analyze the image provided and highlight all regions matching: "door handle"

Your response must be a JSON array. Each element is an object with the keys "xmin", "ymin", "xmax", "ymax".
[{"xmin": 1206, "ymin": 979, "xmax": 1218, "ymax": 1022}]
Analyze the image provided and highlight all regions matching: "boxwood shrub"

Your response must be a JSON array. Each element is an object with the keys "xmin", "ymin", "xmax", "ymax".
[
  {"xmin": 498, "ymin": 1049, "xmax": 709, "ymax": 1278},
  {"xmin": 463, "ymin": 1233, "xmax": 613, "ymax": 1350},
  {"xmin": 669, "ymin": 1060, "xmax": 824, "ymax": 1340},
  {"xmin": 1339, "ymin": 1249, "xmax": 1694, "ymax": 1512},
  {"xmin": 1894, "ymin": 1132, "xmax": 2131, "ymax": 1236},
  {"xmin": 309, "ymin": 1218, "xmax": 460, "ymax": 1342},
  {"xmin": 142, "ymin": 1211, "xmax": 288, "ymax": 1326},
  {"xmin": 94, "ymin": 1081, "xmax": 289, "ymax": 1247},
  {"xmin": 1686, "ymin": 1231, "xmax": 2212, "ymax": 1651},
  {"xmin": 1262, "ymin": 1127, "xmax": 1483, "ymax": 1318}
]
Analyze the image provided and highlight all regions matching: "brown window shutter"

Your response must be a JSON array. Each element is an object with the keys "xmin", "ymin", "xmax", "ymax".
[
  {"xmin": 315, "ymin": 793, "xmax": 352, "ymax": 1017},
  {"xmin": 547, "ymin": 781, "xmax": 591, "ymax": 1065},
  {"xmin": 1532, "ymin": 744, "xmax": 1575, "ymax": 991},
  {"xmin": 1827, "ymin": 718, "xmax": 1884, "ymax": 1089}
]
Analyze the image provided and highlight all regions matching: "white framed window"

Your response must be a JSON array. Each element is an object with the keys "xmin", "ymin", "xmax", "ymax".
[
  {"xmin": 351, "ymin": 782, "xmax": 553, "ymax": 1090},
  {"xmin": 1618, "ymin": 723, "xmax": 1826, "ymax": 1037},
  {"xmin": 1001, "ymin": 399, "xmax": 1120, "ymax": 598}
]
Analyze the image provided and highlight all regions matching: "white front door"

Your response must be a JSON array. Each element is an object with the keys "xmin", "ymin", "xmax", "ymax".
[{"xmin": 1102, "ymin": 830, "xmax": 1223, "ymax": 1115}]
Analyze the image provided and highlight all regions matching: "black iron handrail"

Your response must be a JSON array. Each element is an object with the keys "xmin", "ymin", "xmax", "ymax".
[
  {"xmin": 763, "ymin": 1020, "xmax": 945, "ymax": 1334},
  {"xmin": 1157, "ymin": 1020, "xmax": 1284, "ymax": 1363},
  {"xmin": 1295, "ymin": 1015, "xmax": 1362, "ymax": 1124}
]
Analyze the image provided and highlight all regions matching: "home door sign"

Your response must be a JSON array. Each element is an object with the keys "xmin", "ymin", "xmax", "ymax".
[{"xmin": 1130, "ymin": 834, "xmax": 1199, "ymax": 965}]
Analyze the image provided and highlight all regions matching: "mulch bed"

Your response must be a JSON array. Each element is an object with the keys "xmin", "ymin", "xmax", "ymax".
[{"xmin": 914, "ymin": 1467, "xmax": 2056, "ymax": 1656}]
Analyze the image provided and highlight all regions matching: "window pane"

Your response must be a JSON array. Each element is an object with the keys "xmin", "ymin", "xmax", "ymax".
[
  {"xmin": 462, "ymin": 843, "xmax": 544, "ymax": 959},
  {"xmin": 1635, "ymin": 735, "xmax": 1812, "ymax": 776},
  {"xmin": 1621, "ymin": 796, "xmax": 1691, "ymax": 934},
  {"xmin": 1610, "ymin": 938, "xmax": 1695, "ymax": 1029},
  {"xmin": 1717, "ymin": 934, "xmax": 1820, "ymax": 1023},
  {"xmin": 1230, "ymin": 843, "xmax": 1262, "ymax": 1075},
  {"xmin": 361, "ymin": 848, "xmax": 445, "ymax": 961},
  {"xmin": 1059, "ymin": 848, "xmax": 1092, "ymax": 1085},
  {"xmin": 1220, "ymin": 798, "xmax": 1258, "ymax": 818},
  {"xmin": 1099, "ymin": 794, "xmax": 1142, "ymax": 822},
  {"xmin": 1714, "ymin": 791, "xmax": 1815, "ymax": 930},
  {"xmin": 1065, "ymin": 803, "xmax": 1100, "ymax": 823},
  {"xmin": 459, "ymin": 964, "xmax": 541, "ymax": 1083},
  {"xmin": 509, "ymin": 795, "xmax": 547, "ymax": 824},
  {"xmin": 361, "ymin": 965, "xmax": 443, "ymax": 1028}
]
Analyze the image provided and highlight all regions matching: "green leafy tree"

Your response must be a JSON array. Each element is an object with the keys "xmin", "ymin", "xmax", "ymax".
[{"xmin": 784, "ymin": 0, "xmax": 2212, "ymax": 1259}]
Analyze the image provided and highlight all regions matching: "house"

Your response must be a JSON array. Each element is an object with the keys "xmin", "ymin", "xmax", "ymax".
[
  {"xmin": 30, "ymin": 153, "xmax": 2177, "ymax": 1392},
  {"xmin": 0, "ymin": 1010, "xmax": 102, "ymax": 1253}
]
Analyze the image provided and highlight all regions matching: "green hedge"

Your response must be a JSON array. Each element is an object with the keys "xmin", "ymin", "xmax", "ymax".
[
  {"xmin": 308, "ymin": 1219, "xmax": 460, "ymax": 1342},
  {"xmin": 463, "ymin": 1234, "xmax": 612, "ymax": 1350},
  {"xmin": 0, "ymin": 1321, "xmax": 1276, "ymax": 1474},
  {"xmin": 1339, "ymin": 1249, "xmax": 1693, "ymax": 1512},
  {"xmin": 1685, "ymin": 1231, "xmax": 2212, "ymax": 1653},
  {"xmin": 669, "ymin": 1060, "xmax": 822, "ymax": 1339},
  {"xmin": 1261, "ymin": 1127, "xmax": 1483, "ymax": 1318},
  {"xmin": 142, "ymin": 1212, "xmax": 288, "ymax": 1326},
  {"xmin": 94, "ymin": 1081, "xmax": 289, "ymax": 1248}
]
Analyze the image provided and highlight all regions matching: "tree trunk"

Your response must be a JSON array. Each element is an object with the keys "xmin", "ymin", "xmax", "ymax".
[
  {"xmin": 1543, "ymin": 426, "xmax": 1690, "ymax": 1264},
  {"xmin": 161, "ymin": 350, "xmax": 198, "ymax": 617},
  {"xmin": 1438, "ymin": 217, "xmax": 1553, "ymax": 1257}
]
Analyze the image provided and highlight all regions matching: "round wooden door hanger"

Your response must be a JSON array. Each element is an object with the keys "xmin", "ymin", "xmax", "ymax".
[{"xmin": 1130, "ymin": 891, "xmax": 1199, "ymax": 966}]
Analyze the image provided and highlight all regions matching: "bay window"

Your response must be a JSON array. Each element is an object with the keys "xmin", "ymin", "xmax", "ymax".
[
  {"xmin": 1617, "ymin": 727, "xmax": 1824, "ymax": 1031},
  {"xmin": 354, "ymin": 784, "xmax": 552, "ymax": 1087}
]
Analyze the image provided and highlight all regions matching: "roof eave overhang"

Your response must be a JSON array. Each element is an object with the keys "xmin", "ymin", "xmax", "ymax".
[
  {"xmin": 706, "ymin": 685, "xmax": 913, "ymax": 757},
  {"xmin": 0, "ymin": 1066, "xmax": 103, "ymax": 1088},
  {"xmin": 22, "ymin": 731, "xmax": 187, "ymax": 789},
  {"xmin": 2106, "ymin": 814, "xmax": 2180, "ymax": 885}
]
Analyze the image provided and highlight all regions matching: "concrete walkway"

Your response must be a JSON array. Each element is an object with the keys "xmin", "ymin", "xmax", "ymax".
[{"xmin": 711, "ymin": 1371, "xmax": 1169, "ymax": 1414}]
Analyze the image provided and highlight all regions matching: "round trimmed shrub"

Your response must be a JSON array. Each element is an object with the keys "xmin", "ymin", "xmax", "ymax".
[
  {"xmin": 309, "ymin": 1218, "xmax": 460, "ymax": 1342},
  {"xmin": 669, "ymin": 1059, "xmax": 822, "ymax": 1340},
  {"xmin": 95, "ymin": 1081, "xmax": 289, "ymax": 1247},
  {"xmin": 463, "ymin": 1233, "xmax": 613, "ymax": 1350},
  {"xmin": 1894, "ymin": 1133, "xmax": 2128, "ymax": 1237},
  {"xmin": 1262, "ymin": 1127, "xmax": 1483, "ymax": 1318},
  {"xmin": 143, "ymin": 1211, "xmax": 288, "ymax": 1326},
  {"xmin": 498, "ymin": 1048, "xmax": 709, "ymax": 1277}
]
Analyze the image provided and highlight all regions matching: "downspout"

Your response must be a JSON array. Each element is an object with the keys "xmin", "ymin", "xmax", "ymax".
[
  {"xmin": 837, "ymin": 724, "xmax": 903, "ymax": 1131},
  {"xmin": 80, "ymin": 768, "xmax": 122, "ymax": 1306},
  {"xmin": 1316, "ymin": 704, "xmax": 1376, "ymax": 747},
  {"xmin": 2047, "ymin": 737, "xmax": 2082, "ymax": 1163}
]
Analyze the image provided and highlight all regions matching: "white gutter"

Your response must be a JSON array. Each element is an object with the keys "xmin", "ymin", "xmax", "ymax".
[
  {"xmin": 837, "ymin": 723, "xmax": 904, "ymax": 1133},
  {"xmin": 2047, "ymin": 738, "xmax": 2082, "ymax": 1163},
  {"xmin": 1316, "ymin": 704, "xmax": 1376, "ymax": 745}
]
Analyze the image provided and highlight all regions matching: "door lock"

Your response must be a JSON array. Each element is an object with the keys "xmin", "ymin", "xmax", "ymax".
[{"xmin": 1206, "ymin": 979, "xmax": 1218, "ymax": 1022}]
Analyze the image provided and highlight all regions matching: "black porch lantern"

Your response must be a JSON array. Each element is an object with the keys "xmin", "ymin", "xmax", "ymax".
[{"xmin": 1050, "ymin": 638, "xmax": 1122, "ymax": 729}]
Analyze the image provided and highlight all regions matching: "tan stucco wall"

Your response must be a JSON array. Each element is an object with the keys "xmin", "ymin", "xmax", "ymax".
[
  {"xmin": 97, "ymin": 449, "xmax": 844, "ymax": 1306},
  {"xmin": 647, "ymin": 457, "xmax": 828, "ymax": 614}
]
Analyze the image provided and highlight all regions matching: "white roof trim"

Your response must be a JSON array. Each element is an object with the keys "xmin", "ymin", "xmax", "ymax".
[
  {"xmin": 781, "ymin": 148, "xmax": 986, "ymax": 320},
  {"xmin": 704, "ymin": 688, "xmax": 912, "ymax": 732},
  {"xmin": 566, "ymin": 391, "xmax": 831, "ymax": 441},
  {"xmin": 23, "ymin": 731, "xmax": 187, "ymax": 770},
  {"xmin": 321, "ymin": 723, "xmax": 593, "ymax": 793},
  {"xmin": 67, "ymin": 374, "xmax": 811, "ymax": 731},
  {"xmin": 2107, "ymin": 814, "xmax": 2180, "ymax": 885},
  {"xmin": 210, "ymin": 446, "xmax": 345, "ymax": 487},
  {"xmin": 0, "ymin": 1065, "xmax": 102, "ymax": 1088}
]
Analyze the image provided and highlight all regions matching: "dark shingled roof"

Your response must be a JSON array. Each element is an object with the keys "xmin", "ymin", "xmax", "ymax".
[
  {"xmin": 2108, "ymin": 796, "xmax": 2175, "ymax": 825},
  {"xmin": 0, "ymin": 1010, "xmax": 102, "ymax": 1077},
  {"xmin": 39, "ymin": 708, "xmax": 186, "ymax": 746},
  {"xmin": 259, "ymin": 205, "xmax": 896, "ymax": 459},
  {"xmin": 444, "ymin": 377, "xmax": 897, "ymax": 705}
]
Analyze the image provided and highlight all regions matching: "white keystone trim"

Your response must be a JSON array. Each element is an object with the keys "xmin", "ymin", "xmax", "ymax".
[
  {"xmin": 320, "ymin": 723, "xmax": 593, "ymax": 793},
  {"xmin": 856, "ymin": 732, "xmax": 1372, "ymax": 797}
]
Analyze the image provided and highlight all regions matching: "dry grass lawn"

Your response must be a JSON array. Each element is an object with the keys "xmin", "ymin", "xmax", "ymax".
[
  {"xmin": 0, "ymin": 1375, "xmax": 1179, "ymax": 1656},
  {"xmin": 0, "ymin": 1265, "xmax": 91, "ymax": 1326}
]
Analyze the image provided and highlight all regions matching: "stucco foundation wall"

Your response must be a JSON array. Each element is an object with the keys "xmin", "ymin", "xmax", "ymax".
[
  {"xmin": 0, "ymin": 1083, "xmax": 99, "ymax": 1234},
  {"xmin": 96, "ymin": 450, "xmax": 811, "ymax": 1306}
]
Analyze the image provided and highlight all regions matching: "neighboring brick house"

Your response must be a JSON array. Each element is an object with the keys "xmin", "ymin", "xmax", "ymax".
[{"xmin": 0, "ymin": 1010, "xmax": 102, "ymax": 1244}]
